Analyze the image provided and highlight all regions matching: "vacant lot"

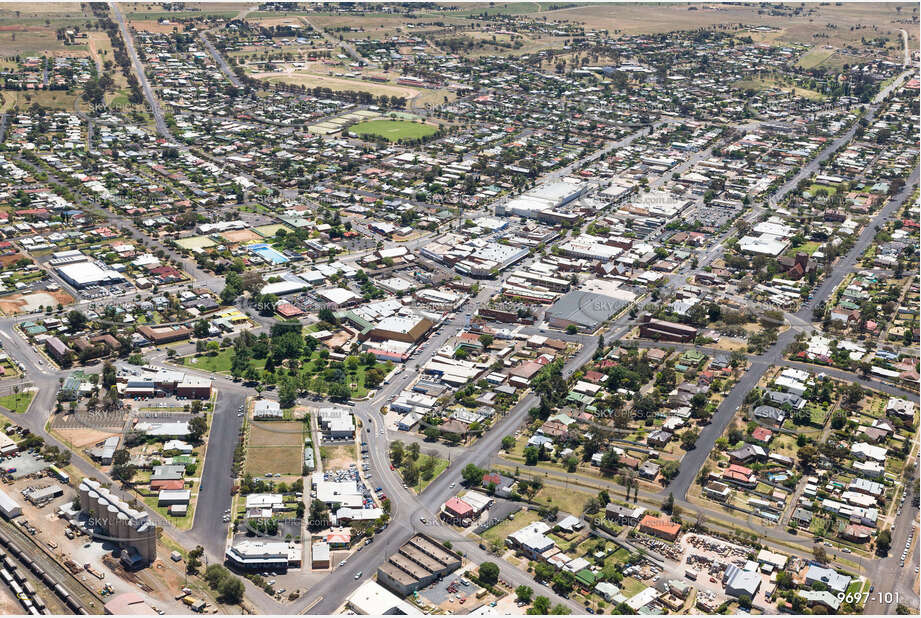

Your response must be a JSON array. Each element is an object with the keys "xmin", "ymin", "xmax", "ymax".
[
  {"xmin": 255, "ymin": 70, "xmax": 421, "ymax": 98},
  {"xmin": 246, "ymin": 421, "xmax": 305, "ymax": 476},
  {"xmin": 0, "ymin": 289, "xmax": 74, "ymax": 315},
  {"xmin": 732, "ymin": 77, "xmax": 825, "ymax": 101},
  {"xmin": 351, "ymin": 119, "xmax": 438, "ymax": 141},
  {"xmin": 479, "ymin": 508, "xmax": 540, "ymax": 547},
  {"xmin": 0, "ymin": 88, "xmax": 79, "ymax": 112},
  {"xmin": 796, "ymin": 47, "xmax": 836, "ymax": 69},
  {"xmin": 320, "ymin": 444, "xmax": 355, "ymax": 470}
]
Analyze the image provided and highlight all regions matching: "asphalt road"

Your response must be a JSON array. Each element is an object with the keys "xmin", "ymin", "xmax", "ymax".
[
  {"xmin": 199, "ymin": 33, "xmax": 244, "ymax": 89},
  {"xmin": 110, "ymin": 1, "xmax": 170, "ymax": 139}
]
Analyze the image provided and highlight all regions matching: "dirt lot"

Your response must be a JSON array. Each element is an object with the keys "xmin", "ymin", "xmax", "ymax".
[
  {"xmin": 128, "ymin": 19, "xmax": 183, "ymax": 33},
  {"xmin": 51, "ymin": 426, "xmax": 120, "ymax": 449},
  {"xmin": 255, "ymin": 70, "xmax": 422, "ymax": 100},
  {"xmin": 221, "ymin": 229, "xmax": 262, "ymax": 244},
  {"xmin": 542, "ymin": 3, "xmax": 913, "ymax": 52},
  {"xmin": 0, "ymin": 253, "xmax": 27, "ymax": 267},
  {"xmin": 0, "ymin": 289, "xmax": 74, "ymax": 315},
  {"xmin": 320, "ymin": 444, "xmax": 355, "ymax": 471}
]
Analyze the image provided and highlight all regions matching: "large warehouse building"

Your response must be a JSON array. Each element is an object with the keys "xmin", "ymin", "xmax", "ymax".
[
  {"xmin": 545, "ymin": 290, "xmax": 628, "ymax": 332},
  {"xmin": 56, "ymin": 261, "xmax": 125, "ymax": 289}
]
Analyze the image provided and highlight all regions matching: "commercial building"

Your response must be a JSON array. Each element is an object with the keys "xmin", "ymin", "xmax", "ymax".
[
  {"xmin": 723, "ymin": 563, "xmax": 761, "ymax": 599},
  {"xmin": 224, "ymin": 540, "xmax": 301, "ymax": 572},
  {"xmin": 311, "ymin": 541, "xmax": 330, "ymax": 569},
  {"xmin": 56, "ymin": 261, "xmax": 125, "ymax": 289},
  {"xmin": 347, "ymin": 580, "xmax": 421, "ymax": 615},
  {"xmin": 253, "ymin": 399, "xmax": 282, "ymax": 419},
  {"xmin": 638, "ymin": 514, "xmax": 681, "ymax": 541},
  {"xmin": 638, "ymin": 314, "xmax": 698, "ymax": 342},
  {"xmin": 317, "ymin": 408, "xmax": 354, "ymax": 439},
  {"xmin": 44, "ymin": 336, "xmax": 71, "ymax": 365},
  {"xmin": 176, "ymin": 377, "xmax": 212, "ymax": 399},
  {"xmin": 546, "ymin": 290, "xmax": 627, "ymax": 332},
  {"xmin": 376, "ymin": 534, "xmax": 462, "ymax": 596},
  {"xmin": 0, "ymin": 489, "xmax": 21, "ymax": 519},
  {"xmin": 368, "ymin": 314, "xmax": 433, "ymax": 344},
  {"xmin": 136, "ymin": 325, "xmax": 192, "ymax": 345}
]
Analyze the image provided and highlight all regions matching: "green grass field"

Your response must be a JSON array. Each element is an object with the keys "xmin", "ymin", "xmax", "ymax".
[
  {"xmin": 350, "ymin": 119, "xmax": 437, "ymax": 142},
  {"xmin": 0, "ymin": 391, "xmax": 34, "ymax": 414},
  {"xmin": 796, "ymin": 47, "xmax": 835, "ymax": 69}
]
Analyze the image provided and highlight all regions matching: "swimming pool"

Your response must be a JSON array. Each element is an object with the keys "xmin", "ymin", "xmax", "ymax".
[{"xmin": 250, "ymin": 243, "xmax": 289, "ymax": 265}]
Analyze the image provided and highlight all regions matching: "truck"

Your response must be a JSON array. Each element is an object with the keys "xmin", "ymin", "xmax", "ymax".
[
  {"xmin": 181, "ymin": 596, "xmax": 206, "ymax": 613},
  {"xmin": 685, "ymin": 568, "xmax": 698, "ymax": 581}
]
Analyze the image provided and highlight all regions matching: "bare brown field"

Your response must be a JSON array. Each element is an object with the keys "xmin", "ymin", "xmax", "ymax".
[
  {"xmin": 250, "ymin": 421, "xmax": 304, "ymax": 447},
  {"xmin": 0, "ymin": 289, "xmax": 74, "ymax": 315},
  {"xmin": 0, "ymin": 27, "xmax": 81, "ymax": 56},
  {"xmin": 256, "ymin": 70, "xmax": 422, "ymax": 99},
  {"xmin": 305, "ymin": 14, "xmax": 468, "ymax": 38},
  {"xmin": 320, "ymin": 444, "xmax": 355, "ymax": 471},
  {"xmin": 246, "ymin": 445, "xmax": 302, "ymax": 476},
  {"xmin": 129, "ymin": 19, "xmax": 183, "ymax": 34},
  {"xmin": 221, "ymin": 229, "xmax": 262, "ymax": 244},
  {"xmin": 53, "ymin": 427, "xmax": 120, "ymax": 449},
  {"xmin": 246, "ymin": 421, "xmax": 304, "ymax": 476},
  {"xmin": 542, "ymin": 2, "xmax": 913, "ymax": 54}
]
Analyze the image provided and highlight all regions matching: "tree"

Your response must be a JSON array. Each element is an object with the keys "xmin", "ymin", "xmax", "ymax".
[
  {"xmin": 550, "ymin": 604, "xmax": 571, "ymax": 615},
  {"xmin": 680, "ymin": 429, "xmax": 699, "ymax": 450},
  {"xmin": 528, "ymin": 596, "xmax": 551, "ymax": 615},
  {"xmin": 423, "ymin": 426, "xmax": 440, "ymax": 441},
  {"xmin": 279, "ymin": 376, "xmax": 298, "ymax": 408},
  {"xmin": 461, "ymin": 463, "xmax": 485, "ymax": 485},
  {"xmin": 501, "ymin": 435, "xmax": 515, "ymax": 450},
  {"xmin": 479, "ymin": 562, "xmax": 499, "ymax": 585},
  {"xmin": 877, "ymin": 528, "xmax": 891, "ymax": 555},
  {"xmin": 193, "ymin": 318, "xmax": 210, "ymax": 338},
  {"xmin": 402, "ymin": 461, "xmax": 420, "ymax": 486},
  {"xmin": 524, "ymin": 445, "xmax": 539, "ymax": 466},
  {"xmin": 308, "ymin": 499, "xmax": 328, "ymax": 530},
  {"xmin": 66, "ymin": 310, "xmax": 87, "ymax": 330},
  {"xmin": 797, "ymin": 445, "xmax": 818, "ymax": 470},
  {"xmin": 390, "ymin": 441, "xmax": 405, "ymax": 466},
  {"xmin": 813, "ymin": 543, "xmax": 827, "ymax": 563},
  {"xmin": 189, "ymin": 415, "xmax": 207, "ymax": 441},
  {"xmin": 218, "ymin": 575, "xmax": 245, "ymax": 604},
  {"xmin": 102, "ymin": 361, "xmax": 116, "ymax": 388},
  {"xmin": 663, "ymin": 492, "xmax": 675, "ymax": 515},
  {"xmin": 515, "ymin": 585, "xmax": 533, "ymax": 603},
  {"xmin": 478, "ymin": 334, "xmax": 494, "ymax": 347},
  {"xmin": 186, "ymin": 546, "xmax": 204, "ymax": 575}
]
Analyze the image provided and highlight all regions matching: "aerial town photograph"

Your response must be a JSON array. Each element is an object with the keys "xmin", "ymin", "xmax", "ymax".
[{"xmin": 0, "ymin": 0, "xmax": 915, "ymax": 615}]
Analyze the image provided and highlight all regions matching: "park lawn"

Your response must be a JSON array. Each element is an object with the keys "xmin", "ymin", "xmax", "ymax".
[
  {"xmin": 183, "ymin": 348, "xmax": 266, "ymax": 374},
  {"xmin": 785, "ymin": 241, "xmax": 821, "ymax": 257},
  {"xmin": 808, "ymin": 183, "xmax": 839, "ymax": 196},
  {"xmin": 412, "ymin": 455, "xmax": 450, "ymax": 493},
  {"xmin": 350, "ymin": 119, "xmax": 438, "ymax": 142},
  {"xmin": 796, "ymin": 47, "xmax": 835, "ymax": 69},
  {"xmin": 0, "ymin": 391, "xmax": 34, "ymax": 414},
  {"xmin": 480, "ymin": 508, "xmax": 540, "ymax": 546}
]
